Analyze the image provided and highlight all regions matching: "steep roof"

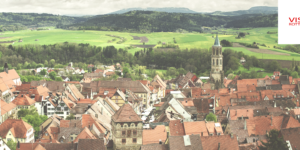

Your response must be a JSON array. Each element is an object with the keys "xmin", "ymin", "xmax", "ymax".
[
  {"xmin": 184, "ymin": 121, "xmax": 208, "ymax": 136},
  {"xmin": 12, "ymin": 94, "xmax": 36, "ymax": 106},
  {"xmin": 214, "ymin": 34, "xmax": 220, "ymax": 46},
  {"xmin": 280, "ymin": 127, "xmax": 300, "ymax": 150},
  {"xmin": 73, "ymin": 127, "xmax": 97, "ymax": 143},
  {"xmin": 169, "ymin": 134, "xmax": 203, "ymax": 150},
  {"xmin": 77, "ymin": 139, "xmax": 106, "ymax": 150},
  {"xmin": 111, "ymin": 104, "xmax": 142, "ymax": 122},
  {"xmin": 169, "ymin": 120, "xmax": 185, "ymax": 136},
  {"xmin": 201, "ymin": 135, "xmax": 239, "ymax": 150},
  {"xmin": 0, "ymin": 119, "xmax": 32, "ymax": 138},
  {"xmin": 143, "ymin": 125, "xmax": 167, "ymax": 145}
]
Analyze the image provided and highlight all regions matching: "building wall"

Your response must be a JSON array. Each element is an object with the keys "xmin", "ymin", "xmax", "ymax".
[
  {"xmin": 111, "ymin": 94, "xmax": 125, "ymax": 107},
  {"xmin": 112, "ymin": 121, "xmax": 143, "ymax": 150},
  {"xmin": 0, "ymin": 139, "xmax": 11, "ymax": 150}
]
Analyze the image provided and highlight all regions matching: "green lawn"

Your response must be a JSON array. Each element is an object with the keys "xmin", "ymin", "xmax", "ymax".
[{"xmin": 0, "ymin": 27, "xmax": 298, "ymax": 60}]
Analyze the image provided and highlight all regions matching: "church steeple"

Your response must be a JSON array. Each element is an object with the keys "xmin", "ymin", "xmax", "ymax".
[{"xmin": 214, "ymin": 34, "xmax": 220, "ymax": 46}]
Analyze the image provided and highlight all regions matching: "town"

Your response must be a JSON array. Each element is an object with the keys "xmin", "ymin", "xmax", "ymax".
[{"xmin": 0, "ymin": 35, "xmax": 297, "ymax": 150}]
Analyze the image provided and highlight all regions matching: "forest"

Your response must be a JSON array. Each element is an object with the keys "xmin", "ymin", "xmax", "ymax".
[
  {"xmin": 0, "ymin": 13, "xmax": 90, "ymax": 31},
  {"xmin": 64, "ymin": 11, "xmax": 278, "ymax": 32},
  {"xmin": 0, "ymin": 42, "xmax": 298, "ymax": 79}
]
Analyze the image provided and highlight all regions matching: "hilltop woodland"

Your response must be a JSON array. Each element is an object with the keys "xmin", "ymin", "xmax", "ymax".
[
  {"xmin": 0, "ymin": 42, "xmax": 299, "ymax": 80},
  {"xmin": 0, "ymin": 13, "xmax": 90, "ymax": 31},
  {"xmin": 63, "ymin": 11, "xmax": 277, "ymax": 33}
]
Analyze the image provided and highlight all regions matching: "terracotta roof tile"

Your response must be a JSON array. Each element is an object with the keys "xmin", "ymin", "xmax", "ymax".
[
  {"xmin": 12, "ymin": 94, "xmax": 36, "ymax": 106},
  {"xmin": 281, "ymin": 127, "xmax": 300, "ymax": 150},
  {"xmin": 184, "ymin": 121, "xmax": 208, "ymax": 136},
  {"xmin": 201, "ymin": 135, "xmax": 239, "ymax": 150},
  {"xmin": 0, "ymin": 119, "xmax": 32, "ymax": 138},
  {"xmin": 230, "ymin": 109, "xmax": 254, "ymax": 120},
  {"xmin": 73, "ymin": 127, "xmax": 97, "ymax": 143},
  {"xmin": 81, "ymin": 114, "xmax": 105, "ymax": 133},
  {"xmin": 169, "ymin": 120, "xmax": 185, "ymax": 136},
  {"xmin": 143, "ymin": 125, "xmax": 167, "ymax": 145},
  {"xmin": 141, "ymin": 143, "xmax": 168, "ymax": 150}
]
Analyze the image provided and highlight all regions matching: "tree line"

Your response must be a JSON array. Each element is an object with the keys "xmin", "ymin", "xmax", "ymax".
[{"xmin": 0, "ymin": 42, "xmax": 295, "ymax": 79}]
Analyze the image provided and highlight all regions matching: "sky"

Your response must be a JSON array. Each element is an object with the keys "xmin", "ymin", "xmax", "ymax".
[{"xmin": 0, "ymin": 0, "xmax": 278, "ymax": 15}]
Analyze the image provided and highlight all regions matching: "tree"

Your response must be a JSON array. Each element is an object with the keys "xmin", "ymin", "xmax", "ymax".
[
  {"xmin": 239, "ymin": 32, "xmax": 246, "ymax": 37},
  {"xmin": 40, "ymin": 69, "xmax": 47, "ymax": 76},
  {"xmin": 66, "ymin": 113, "xmax": 75, "ymax": 120},
  {"xmin": 49, "ymin": 59, "xmax": 55, "ymax": 68},
  {"xmin": 55, "ymin": 77, "xmax": 63, "ymax": 81},
  {"xmin": 259, "ymin": 129, "xmax": 289, "ymax": 150},
  {"xmin": 291, "ymin": 71, "xmax": 299, "ymax": 78},
  {"xmin": 123, "ymin": 67, "xmax": 130, "ymax": 75},
  {"xmin": 7, "ymin": 140, "xmax": 17, "ymax": 150},
  {"xmin": 49, "ymin": 71, "xmax": 57, "ymax": 80},
  {"xmin": 44, "ymin": 60, "xmax": 48, "ymax": 67},
  {"xmin": 206, "ymin": 112, "xmax": 217, "ymax": 122}
]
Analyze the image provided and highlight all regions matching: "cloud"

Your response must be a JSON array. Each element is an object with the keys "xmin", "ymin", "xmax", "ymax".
[{"xmin": 0, "ymin": 0, "xmax": 278, "ymax": 15}]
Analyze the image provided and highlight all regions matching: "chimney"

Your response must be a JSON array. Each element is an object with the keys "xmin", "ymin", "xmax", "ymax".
[
  {"xmin": 230, "ymin": 133, "xmax": 233, "ymax": 138},
  {"xmin": 244, "ymin": 119, "xmax": 247, "ymax": 130},
  {"xmin": 218, "ymin": 143, "xmax": 220, "ymax": 150},
  {"xmin": 159, "ymin": 139, "xmax": 162, "ymax": 144},
  {"xmin": 235, "ymin": 110, "xmax": 237, "ymax": 116},
  {"xmin": 241, "ymin": 115, "xmax": 244, "ymax": 120},
  {"xmin": 201, "ymin": 132, "xmax": 203, "ymax": 136},
  {"xmin": 274, "ymin": 101, "xmax": 276, "ymax": 108},
  {"xmin": 271, "ymin": 116, "xmax": 273, "ymax": 126},
  {"xmin": 78, "ymin": 98, "xmax": 80, "ymax": 101},
  {"xmin": 186, "ymin": 100, "xmax": 187, "ymax": 103},
  {"xmin": 4, "ymin": 62, "xmax": 8, "ymax": 74},
  {"xmin": 17, "ymin": 140, "xmax": 20, "ymax": 149}
]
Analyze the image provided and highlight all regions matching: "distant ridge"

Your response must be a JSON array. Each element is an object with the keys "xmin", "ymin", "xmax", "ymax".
[
  {"xmin": 107, "ymin": 6, "xmax": 278, "ymax": 16},
  {"xmin": 107, "ymin": 7, "xmax": 200, "ymax": 14}
]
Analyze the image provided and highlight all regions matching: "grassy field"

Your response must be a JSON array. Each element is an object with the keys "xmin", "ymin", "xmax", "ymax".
[
  {"xmin": 0, "ymin": 27, "xmax": 298, "ymax": 60},
  {"xmin": 234, "ymin": 65, "xmax": 274, "ymax": 77}
]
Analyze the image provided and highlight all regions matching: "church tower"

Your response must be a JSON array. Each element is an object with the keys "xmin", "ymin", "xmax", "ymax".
[{"xmin": 210, "ymin": 34, "xmax": 224, "ymax": 89}]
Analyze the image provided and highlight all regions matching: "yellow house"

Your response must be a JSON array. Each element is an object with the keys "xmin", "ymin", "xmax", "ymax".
[
  {"xmin": 0, "ymin": 119, "xmax": 34, "ymax": 143},
  {"xmin": 98, "ymin": 88, "xmax": 126, "ymax": 107}
]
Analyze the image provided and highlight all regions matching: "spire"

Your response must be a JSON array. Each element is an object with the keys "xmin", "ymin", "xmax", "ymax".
[{"xmin": 214, "ymin": 34, "xmax": 220, "ymax": 46}]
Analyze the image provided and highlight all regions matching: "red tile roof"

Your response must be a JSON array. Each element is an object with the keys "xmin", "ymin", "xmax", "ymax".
[
  {"xmin": 230, "ymin": 109, "xmax": 254, "ymax": 120},
  {"xmin": 201, "ymin": 135, "xmax": 239, "ymax": 150},
  {"xmin": 73, "ymin": 127, "xmax": 97, "ymax": 143},
  {"xmin": 12, "ymin": 94, "xmax": 36, "ymax": 106},
  {"xmin": 169, "ymin": 120, "xmax": 185, "ymax": 136},
  {"xmin": 143, "ymin": 125, "xmax": 167, "ymax": 145},
  {"xmin": 111, "ymin": 104, "xmax": 142, "ymax": 123},
  {"xmin": 81, "ymin": 114, "xmax": 105, "ymax": 133},
  {"xmin": 183, "ymin": 121, "xmax": 208, "ymax": 136},
  {"xmin": 0, "ymin": 119, "xmax": 32, "ymax": 138},
  {"xmin": 77, "ymin": 99, "xmax": 97, "ymax": 104}
]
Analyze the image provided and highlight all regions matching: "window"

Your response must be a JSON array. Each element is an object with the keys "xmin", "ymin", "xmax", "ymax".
[
  {"xmin": 132, "ymin": 138, "xmax": 137, "ymax": 143},
  {"xmin": 116, "ymin": 100, "xmax": 118, "ymax": 103},
  {"xmin": 122, "ymin": 139, "xmax": 126, "ymax": 144},
  {"xmin": 45, "ymin": 133, "xmax": 48, "ymax": 136},
  {"xmin": 127, "ymin": 130, "xmax": 131, "ymax": 137},
  {"xmin": 7, "ymin": 138, "xmax": 11, "ymax": 141},
  {"xmin": 71, "ymin": 137, "xmax": 73, "ymax": 140},
  {"xmin": 133, "ymin": 130, "xmax": 137, "ymax": 135},
  {"xmin": 122, "ymin": 131, "xmax": 126, "ymax": 135}
]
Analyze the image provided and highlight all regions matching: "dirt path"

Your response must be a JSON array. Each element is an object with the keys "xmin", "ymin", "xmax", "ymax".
[
  {"xmin": 232, "ymin": 43, "xmax": 290, "ymax": 56},
  {"xmin": 0, "ymin": 37, "xmax": 12, "ymax": 39},
  {"xmin": 131, "ymin": 45, "xmax": 156, "ymax": 48}
]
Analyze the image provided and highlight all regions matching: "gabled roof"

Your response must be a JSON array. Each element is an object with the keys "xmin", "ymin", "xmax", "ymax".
[
  {"xmin": 81, "ymin": 114, "xmax": 105, "ymax": 133},
  {"xmin": 73, "ymin": 127, "xmax": 97, "ymax": 143},
  {"xmin": 0, "ymin": 119, "xmax": 32, "ymax": 138},
  {"xmin": 67, "ymin": 84, "xmax": 85, "ymax": 100},
  {"xmin": 111, "ymin": 104, "xmax": 142, "ymax": 123},
  {"xmin": 12, "ymin": 94, "xmax": 36, "ymax": 106}
]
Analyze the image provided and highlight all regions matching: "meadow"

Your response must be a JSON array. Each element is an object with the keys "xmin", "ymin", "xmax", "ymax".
[{"xmin": 1, "ymin": 27, "xmax": 299, "ymax": 60}]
